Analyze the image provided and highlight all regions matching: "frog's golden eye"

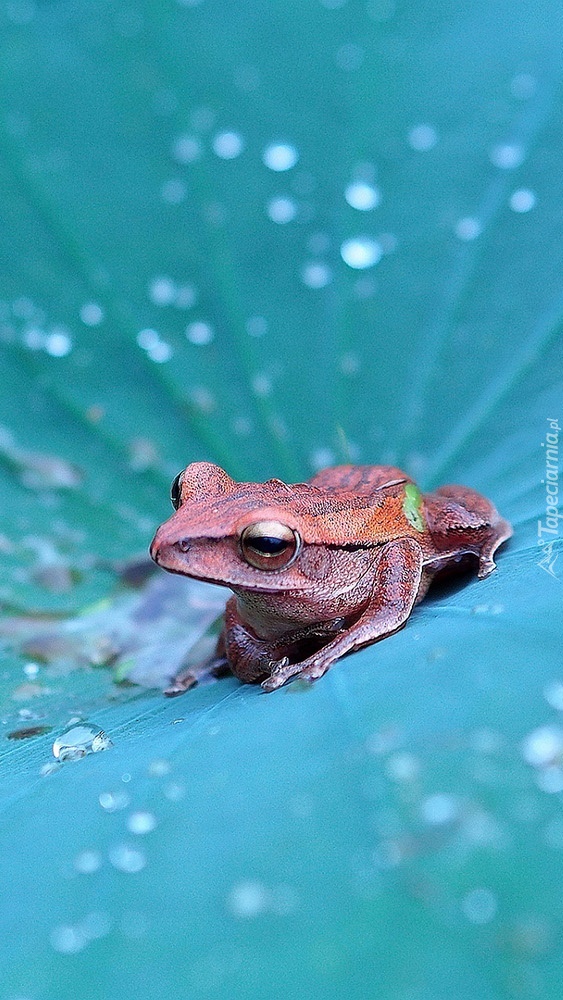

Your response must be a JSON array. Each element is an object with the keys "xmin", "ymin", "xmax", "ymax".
[
  {"xmin": 170, "ymin": 471, "xmax": 184, "ymax": 510},
  {"xmin": 240, "ymin": 521, "xmax": 300, "ymax": 571}
]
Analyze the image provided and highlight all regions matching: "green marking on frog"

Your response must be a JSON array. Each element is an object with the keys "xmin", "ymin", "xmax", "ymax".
[{"xmin": 402, "ymin": 483, "xmax": 426, "ymax": 532}]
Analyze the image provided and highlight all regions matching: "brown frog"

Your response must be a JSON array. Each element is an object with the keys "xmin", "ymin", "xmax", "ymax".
[{"xmin": 150, "ymin": 462, "xmax": 512, "ymax": 692}]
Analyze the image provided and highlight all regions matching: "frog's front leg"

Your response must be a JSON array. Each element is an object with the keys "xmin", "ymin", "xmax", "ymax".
[
  {"xmin": 262, "ymin": 537, "xmax": 424, "ymax": 691},
  {"xmin": 222, "ymin": 596, "xmax": 292, "ymax": 683}
]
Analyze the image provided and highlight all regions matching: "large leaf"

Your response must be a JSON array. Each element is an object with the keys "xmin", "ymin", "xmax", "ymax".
[{"xmin": 1, "ymin": 1, "xmax": 562, "ymax": 998}]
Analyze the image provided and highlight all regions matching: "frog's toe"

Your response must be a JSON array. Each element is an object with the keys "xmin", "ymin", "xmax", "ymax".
[
  {"xmin": 261, "ymin": 657, "xmax": 331, "ymax": 691},
  {"xmin": 477, "ymin": 556, "xmax": 497, "ymax": 579},
  {"xmin": 164, "ymin": 673, "xmax": 197, "ymax": 696},
  {"xmin": 292, "ymin": 661, "xmax": 330, "ymax": 684},
  {"xmin": 261, "ymin": 657, "xmax": 294, "ymax": 692}
]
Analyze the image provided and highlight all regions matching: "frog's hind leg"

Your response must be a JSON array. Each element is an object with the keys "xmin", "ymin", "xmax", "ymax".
[{"xmin": 430, "ymin": 485, "xmax": 513, "ymax": 579}]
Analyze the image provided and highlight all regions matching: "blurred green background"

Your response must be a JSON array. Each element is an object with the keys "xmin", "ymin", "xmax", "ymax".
[{"xmin": 0, "ymin": 1, "xmax": 562, "ymax": 998}]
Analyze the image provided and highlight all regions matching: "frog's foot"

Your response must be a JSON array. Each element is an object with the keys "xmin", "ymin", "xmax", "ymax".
[
  {"xmin": 261, "ymin": 655, "xmax": 328, "ymax": 692},
  {"xmin": 164, "ymin": 656, "xmax": 230, "ymax": 696},
  {"xmin": 262, "ymin": 537, "xmax": 425, "ymax": 692},
  {"xmin": 477, "ymin": 517, "xmax": 513, "ymax": 579}
]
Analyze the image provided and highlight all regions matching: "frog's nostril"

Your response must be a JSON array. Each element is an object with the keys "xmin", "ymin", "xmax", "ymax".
[{"xmin": 177, "ymin": 538, "xmax": 191, "ymax": 554}]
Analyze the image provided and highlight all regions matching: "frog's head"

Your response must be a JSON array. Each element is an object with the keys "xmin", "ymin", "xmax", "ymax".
[{"xmin": 149, "ymin": 461, "xmax": 394, "ymax": 593}]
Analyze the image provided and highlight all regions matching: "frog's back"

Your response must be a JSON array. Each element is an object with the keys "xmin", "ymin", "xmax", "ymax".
[{"xmin": 309, "ymin": 464, "xmax": 413, "ymax": 496}]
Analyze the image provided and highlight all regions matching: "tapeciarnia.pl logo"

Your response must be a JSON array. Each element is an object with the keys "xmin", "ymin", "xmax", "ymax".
[{"xmin": 538, "ymin": 417, "xmax": 561, "ymax": 579}]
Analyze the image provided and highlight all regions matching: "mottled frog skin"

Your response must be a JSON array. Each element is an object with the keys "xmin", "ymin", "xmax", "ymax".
[{"xmin": 150, "ymin": 462, "xmax": 512, "ymax": 692}]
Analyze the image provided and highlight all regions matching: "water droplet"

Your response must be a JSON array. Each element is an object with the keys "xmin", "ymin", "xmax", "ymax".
[
  {"xmin": 127, "ymin": 811, "xmax": 157, "ymax": 835},
  {"xmin": 163, "ymin": 781, "xmax": 186, "ymax": 801},
  {"xmin": 227, "ymin": 880, "xmax": 269, "ymax": 918},
  {"xmin": 108, "ymin": 843, "xmax": 147, "ymax": 874},
  {"xmin": 45, "ymin": 329, "xmax": 72, "ymax": 357},
  {"xmin": 23, "ymin": 326, "xmax": 45, "ymax": 350},
  {"xmin": 23, "ymin": 662, "xmax": 39, "ymax": 678},
  {"xmin": 536, "ymin": 766, "xmax": 563, "ymax": 794},
  {"xmin": 509, "ymin": 188, "xmax": 536, "ymax": 213},
  {"xmin": 81, "ymin": 911, "xmax": 112, "ymax": 940},
  {"xmin": 148, "ymin": 276, "xmax": 177, "ymax": 306},
  {"xmin": 175, "ymin": 283, "xmax": 198, "ymax": 308},
  {"xmin": 267, "ymin": 196, "xmax": 297, "ymax": 223},
  {"xmin": 262, "ymin": 143, "xmax": 299, "ymax": 171},
  {"xmin": 50, "ymin": 924, "xmax": 87, "ymax": 954},
  {"xmin": 544, "ymin": 680, "xmax": 563, "ymax": 711},
  {"xmin": 99, "ymin": 789, "xmax": 130, "ymax": 812},
  {"xmin": 80, "ymin": 302, "xmax": 104, "ymax": 326},
  {"xmin": 12, "ymin": 296, "xmax": 36, "ymax": 319},
  {"xmin": 189, "ymin": 386, "xmax": 216, "ymax": 413},
  {"xmin": 148, "ymin": 340, "xmax": 173, "ymax": 363},
  {"xmin": 52, "ymin": 723, "xmax": 112, "ymax": 762},
  {"xmin": 455, "ymin": 216, "xmax": 482, "ymax": 241},
  {"xmin": 246, "ymin": 315, "xmax": 268, "ymax": 337},
  {"xmin": 212, "ymin": 130, "xmax": 244, "ymax": 159},
  {"xmin": 340, "ymin": 237, "xmax": 382, "ymax": 269},
  {"xmin": 41, "ymin": 761, "xmax": 61, "ymax": 776},
  {"xmin": 232, "ymin": 415, "xmax": 252, "ymax": 436},
  {"xmin": 510, "ymin": 73, "xmax": 536, "ymax": 100},
  {"xmin": 136, "ymin": 326, "xmax": 172, "ymax": 361},
  {"xmin": 408, "ymin": 124, "xmax": 438, "ymax": 151},
  {"xmin": 335, "ymin": 43, "xmax": 364, "ymax": 71},
  {"xmin": 186, "ymin": 320, "xmax": 214, "ymax": 345},
  {"xmin": 345, "ymin": 181, "xmax": 380, "ymax": 211},
  {"xmin": 148, "ymin": 758, "xmax": 171, "ymax": 777},
  {"xmin": 340, "ymin": 351, "xmax": 360, "ymax": 375},
  {"xmin": 489, "ymin": 143, "xmax": 525, "ymax": 169},
  {"xmin": 461, "ymin": 887, "xmax": 498, "ymax": 924},
  {"xmin": 161, "ymin": 178, "xmax": 187, "ymax": 204},
  {"xmin": 252, "ymin": 373, "xmax": 272, "ymax": 397},
  {"xmin": 522, "ymin": 725, "xmax": 563, "ymax": 767},
  {"xmin": 420, "ymin": 792, "xmax": 459, "ymax": 825},
  {"xmin": 172, "ymin": 134, "xmax": 203, "ymax": 164},
  {"xmin": 310, "ymin": 447, "xmax": 336, "ymax": 470},
  {"xmin": 472, "ymin": 728, "xmax": 504, "ymax": 753},
  {"xmin": 385, "ymin": 751, "xmax": 421, "ymax": 783},
  {"xmin": 300, "ymin": 261, "xmax": 332, "ymax": 288},
  {"xmin": 137, "ymin": 328, "xmax": 160, "ymax": 350},
  {"xmin": 74, "ymin": 849, "xmax": 103, "ymax": 874}
]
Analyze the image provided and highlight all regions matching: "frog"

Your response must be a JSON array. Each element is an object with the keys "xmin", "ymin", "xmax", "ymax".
[{"xmin": 149, "ymin": 461, "xmax": 512, "ymax": 693}]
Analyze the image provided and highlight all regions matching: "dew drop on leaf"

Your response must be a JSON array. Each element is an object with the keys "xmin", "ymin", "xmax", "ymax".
[
  {"xmin": 340, "ymin": 237, "xmax": 382, "ymax": 269},
  {"xmin": 262, "ymin": 143, "xmax": 299, "ymax": 171},
  {"xmin": 52, "ymin": 723, "xmax": 113, "ymax": 762}
]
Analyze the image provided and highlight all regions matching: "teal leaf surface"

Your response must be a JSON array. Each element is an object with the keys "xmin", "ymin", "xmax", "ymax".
[{"xmin": 0, "ymin": 2, "xmax": 562, "ymax": 998}]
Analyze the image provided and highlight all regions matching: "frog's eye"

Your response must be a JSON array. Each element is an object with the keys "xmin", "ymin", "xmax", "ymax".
[
  {"xmin": 170, "ymin": 471, "xmax": 184, "ymax": 510},
  {"xmin": 240, "ymin": 521, "xmax": 300, "ymax": 571}
]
